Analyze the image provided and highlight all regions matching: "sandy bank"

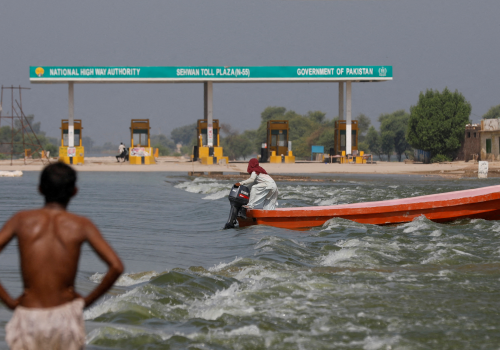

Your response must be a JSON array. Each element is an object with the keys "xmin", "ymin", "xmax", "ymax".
[{"xmin": 0, "ymin": 156, "xmax": 496, "ymax": 178}]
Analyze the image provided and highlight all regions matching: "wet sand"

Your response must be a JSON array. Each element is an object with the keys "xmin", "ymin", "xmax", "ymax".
[{"xmin": 0, "ymin": 156, "xmax": 496, "ymax": 178}]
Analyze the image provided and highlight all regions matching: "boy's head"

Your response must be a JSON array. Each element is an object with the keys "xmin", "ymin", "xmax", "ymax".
[{"xmin": 39, "ymin": 163, "xmax": 77, "ymax": 205}]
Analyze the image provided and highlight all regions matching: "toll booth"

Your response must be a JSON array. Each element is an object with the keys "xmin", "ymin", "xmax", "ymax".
[
  {"xmin": 193, "ymin": 119, "xmax": 228, "ymax": 165},
  {"xmin": 129, "ymin": 119, "xmax": 156, "ymax": 165},
  {"xmin": 334, "ymin": 120, "xmax": 358, "ymax": 155},
  {"xmin": 59, "ymin": 119, "xmax": 84, "ymax": 165},
  {"xmin": 267, "ymin": 120, "xmax": 295, "ymax": 163}
]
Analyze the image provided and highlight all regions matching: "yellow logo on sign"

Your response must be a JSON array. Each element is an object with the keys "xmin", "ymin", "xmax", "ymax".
[{"xmin": 35, "ymin": 67, "xmax": 44, "ymax": 77}]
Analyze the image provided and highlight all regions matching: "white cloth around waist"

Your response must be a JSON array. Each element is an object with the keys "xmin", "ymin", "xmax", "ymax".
[{"xmin": 6, "ymin": 298, "xmax": 86, "ymax": 350}]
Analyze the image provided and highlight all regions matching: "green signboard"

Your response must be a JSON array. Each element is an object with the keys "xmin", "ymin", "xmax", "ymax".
[{"xmin": 30, "ymin": 66, "xmax": 392, "ymax": 82}]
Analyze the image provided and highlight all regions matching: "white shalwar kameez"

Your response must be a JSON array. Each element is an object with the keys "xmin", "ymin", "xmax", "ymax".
[{"xmin": 240, "ymin": 172, "xmax": 278, "ymax": 210}]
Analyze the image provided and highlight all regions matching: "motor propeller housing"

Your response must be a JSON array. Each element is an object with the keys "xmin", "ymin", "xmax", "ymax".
[{"xmin": 224, "ymin": 184, "xmax": 250, "ymax": 229}]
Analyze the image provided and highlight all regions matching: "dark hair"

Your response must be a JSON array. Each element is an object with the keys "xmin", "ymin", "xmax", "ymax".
[{"xmin": 40, "ymin": 163, "xmax": 77, "ymax": 204}]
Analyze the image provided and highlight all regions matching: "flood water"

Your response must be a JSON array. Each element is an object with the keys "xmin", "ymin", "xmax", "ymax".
[{"xmin": 0, "ymin": 171, "xmax": 499, "ymax": 349}]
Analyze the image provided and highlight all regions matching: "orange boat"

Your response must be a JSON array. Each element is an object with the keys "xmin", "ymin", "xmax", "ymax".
[{"xmin": 237, "ymin": 185, "xmax": 500, "ymax": 230}]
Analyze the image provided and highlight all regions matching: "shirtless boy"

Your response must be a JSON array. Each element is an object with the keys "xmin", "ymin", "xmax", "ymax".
[{"xmin": 0, "ymin": 163, "xmax": 124, "ymax": 350}]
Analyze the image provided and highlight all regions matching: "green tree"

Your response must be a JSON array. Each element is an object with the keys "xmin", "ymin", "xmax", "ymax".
[
  {"xmin": 380, "ymin": 131, "xmax": 394, "ymax": 161},
  {"xmin": 316, "ymin": 128, "xmax": 336, "ymax": 154},
  {"xmin": 14, "ymin": 115, "xmax": 41, "ymax": 134},
  {"xmin": 482, "ymin": 104, "xmax": 500, "ymax": 119},
  {"xmin": 36, "ymin": 134, "xmax": 58, "ymax": 158},
  {"xmin": 358, "ymin": 141, "xmax": 370, "ymax": 153},
  {"xmin": 220, "ymin": 123, "xmax": 254, "ymax": 160},
  {"xmin": 407, "ymin": 88, "xmax": 471, "ymax": 161},
  {"xmin": 151, "ymin": 134, "xmax": 176, "ymax": 156},
  {"xmin": 0, "ymin": 125, "xmax": 23, "ymax": 155},
  {"xmin": 305, "ymin": 111, "xmax": 326, "ymax": 124},
  {"xmin": 241, "ymin": 129, "xmax": 259, "ymax": 154},
  {"xmin": 221, "ymin": 134, "xmax": 253, "ymax": 160},
  {"xmin": 379, "ymin": 110, "xmax": 411, "ymax": 162},
  {"xmin": 356, "ymin": 113, "xmax": 371, "ymax": 142},
  {"xmin": 260, "ymin": 106, "xmax": 287, "ymax": 123},
  {"xmin": 253, "ymin": 107, "xmax": 286, "ymax": 151},
  {"xmin": 82, "ymin": 136, "xmax": 94, "ymax": 150},
  {"xmin": 0, "ymin": 115, "xmax": 59, "ymax": 158},
  {"xmin": 365, "ymin": 126, "xmax": 382, "ymax": 158},
  {"xmin": 170, "ymin": 122, "xmax": 197, "ymax": 145}
]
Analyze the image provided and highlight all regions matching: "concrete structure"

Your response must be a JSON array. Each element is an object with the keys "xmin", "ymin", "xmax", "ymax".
[
  {"xmin": 129, "ymin": 119, "xmax": 155, "ymax": 165},
  {"xmin": 334, "ymin": 120, "xmax": 358, "ymax": 156},
  {"xmin": 30, "ymin": 66, "xmax": 392, "ymax": 162},
  {"xmin": 480, "ymin": 119, "xmax": 500, "ymax": 161},
  {"xmin": 267, "ymin": 120, "xmax": 295, "ymax": 163},
  {"xmin": 59, "ymin": 119, "xmax": 84, "ymax": 164},
  {"xmin": 194, "ymin": 119, "xmax": 229, "ymax": 165},
  {"xmin": 457, "ymin": 124, "xmax": 481, "ymax": 161}
]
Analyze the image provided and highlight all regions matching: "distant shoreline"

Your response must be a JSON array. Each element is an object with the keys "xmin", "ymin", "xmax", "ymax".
[{"xmin": 0, "ymin": 156, "xmax": 496, "ymax": 179}]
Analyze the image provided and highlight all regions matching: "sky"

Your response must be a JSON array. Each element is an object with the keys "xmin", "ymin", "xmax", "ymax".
[{"xmin": 1, "ymin": 0, "xmax": 499, "ymax": 145}]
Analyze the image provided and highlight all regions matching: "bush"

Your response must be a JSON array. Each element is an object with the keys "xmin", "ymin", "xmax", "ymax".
[
  {"xmin": 180, "ymin": 145, "xmax": 192, "ymax": 156},
  {"xmin": 358, "ymin": 141, "xmax": 370, "ymax": 153},
  {"xmin": 431, "ymin": 154, "xmax": 451, "ymax": 163},
  {"xmin": 153, "ymin": 144, "xmax": 170, "ymax": 156}
]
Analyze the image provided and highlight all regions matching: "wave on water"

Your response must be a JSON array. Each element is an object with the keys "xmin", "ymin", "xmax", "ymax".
[
  {"xmin": 175, "ymin": 177, "xmax": 230, "ymax": 200},
  {"xmin": 90, "ymin": 271, "xmax": 159, "ymax": 287},
  {"xmin": 208, "ymin": 256, "xmax": 243, "ymax": 272},
  {"xmin": 320, "ymin": 248, "xmax": 357, "ymax": 266},
  {"xmin": 202, "ymin": 190, "xmax": 230, "ymax": 200}
]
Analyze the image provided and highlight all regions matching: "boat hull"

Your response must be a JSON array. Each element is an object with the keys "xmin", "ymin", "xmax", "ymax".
[{"xmin": 237, "ymin": 185, "xmax": 500, "ymax": 230}]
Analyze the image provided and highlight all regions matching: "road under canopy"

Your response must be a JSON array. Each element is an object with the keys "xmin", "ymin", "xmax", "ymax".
[{"xmin": 30, "ymin": 65, "xmax": 392, "ymax": 154}]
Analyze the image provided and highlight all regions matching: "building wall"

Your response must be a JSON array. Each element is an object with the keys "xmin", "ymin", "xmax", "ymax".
[
  {"xmin": 482, "ymin": 119, "xmax": 500, "ymax": 131},
  {"xmin": 457, "ymin": 125, "xmax": 481, "ymax": 161},
  {"xmin": 480, "ymin": 131, "xmax": 500, "ymax": 161}
]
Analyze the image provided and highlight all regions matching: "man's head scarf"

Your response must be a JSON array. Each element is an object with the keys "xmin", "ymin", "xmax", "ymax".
[{"xmin": 247, "ymin": 158, "xmax": 267, "ymax": 175}]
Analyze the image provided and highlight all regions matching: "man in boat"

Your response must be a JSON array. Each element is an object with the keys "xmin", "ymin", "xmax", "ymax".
[
  {"xmin": 235, "ymin": 158, "xmax": 278, "ymax": 210},
  {"xmin": 0, "ymin": 162, "xmax": 124, "ymax": 350}
]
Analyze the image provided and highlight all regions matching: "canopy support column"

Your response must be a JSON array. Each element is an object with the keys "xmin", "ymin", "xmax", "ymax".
[
  {"xmin": 346, "ymin": 81, "xmax": 352, "ymax": 155},
  {"xmin": 68, "ymin": 82, "xmax": 74, "ymax": 147},
  {"xmin": 203, "ymin": 82, "xmax": 208, "ymax": 120},
  {"xmin": 338, "ymin": 82, "xmax": 344, "ymax": 120},
  {"xmin": 205, "ymin": 81, "xmax": 213, "ymax": 147}
]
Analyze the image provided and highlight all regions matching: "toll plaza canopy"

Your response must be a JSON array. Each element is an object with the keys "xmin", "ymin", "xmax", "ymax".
[{"xmin": 29, "ymin": 66, "xmax": 392, "ymax": 153}]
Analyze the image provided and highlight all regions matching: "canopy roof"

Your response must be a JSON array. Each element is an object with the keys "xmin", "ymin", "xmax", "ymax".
[{"xmin": 30, "ymin": 66, "xmax": 392, "ymax": 83}]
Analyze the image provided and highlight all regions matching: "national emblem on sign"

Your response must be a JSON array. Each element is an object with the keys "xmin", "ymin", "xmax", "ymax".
[
  {"xmin": 35, "ymin": 67, "xmax": 44, "ymax": 77},
  {"xmin": 378, "ymin": 67, "xmax": 387, "ymax": 77}
]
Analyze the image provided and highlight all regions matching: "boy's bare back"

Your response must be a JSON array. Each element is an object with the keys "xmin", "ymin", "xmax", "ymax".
[
  {"xmin": 0, "ymin": 163, "xmax": 123, "ymax": 311},
  {"xmin": 0, "ymin": 204, "xmax": 123, "ymax": 310},
  {"xmin": 9, "ymin": 206, "xmax": 120, "ymax": 308},
  {"xmin": 12, "ymin": 207, "xmax": 86, "ymax": 308}
]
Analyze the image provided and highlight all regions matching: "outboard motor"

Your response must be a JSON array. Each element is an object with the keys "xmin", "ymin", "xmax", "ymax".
[{"xmin": 224, "ymin": 184, "xmax": 250, "ymax": 229}]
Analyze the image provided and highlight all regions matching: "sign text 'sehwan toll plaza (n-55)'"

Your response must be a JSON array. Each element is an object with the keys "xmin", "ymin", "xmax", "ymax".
[{"xmin": 30, "ymin": 66, "xmax": 392, "ymax": 156}]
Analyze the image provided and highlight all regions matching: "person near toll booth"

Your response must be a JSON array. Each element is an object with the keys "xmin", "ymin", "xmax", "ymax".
[
  {"xmin": 116, "ymin": 143, "xmax": 127, "ymax": 162},
  {"xmin": 235, "ymin": 158, "xmax": 278, "ymax": 210}
]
